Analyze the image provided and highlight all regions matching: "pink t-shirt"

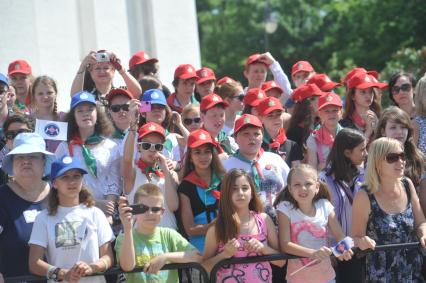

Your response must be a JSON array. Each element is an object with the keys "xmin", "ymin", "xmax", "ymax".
[
  {"xmin": 277, "ymin": 199, "xmax": 335, "ymax": 283},
  {"xmin": 216, "ymin": 212, "xmax": 272, "ymax": 283}
]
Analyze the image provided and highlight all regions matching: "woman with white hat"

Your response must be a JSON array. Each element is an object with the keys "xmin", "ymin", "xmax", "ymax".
[{"xmin": 0, "ymin": 132, "xmax": 55, "ymax": 281}]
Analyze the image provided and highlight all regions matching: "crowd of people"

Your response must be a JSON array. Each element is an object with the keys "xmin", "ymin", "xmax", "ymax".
[{"xmin": 0, "ymin": 49, "xmax": 426, "ymax": 283}]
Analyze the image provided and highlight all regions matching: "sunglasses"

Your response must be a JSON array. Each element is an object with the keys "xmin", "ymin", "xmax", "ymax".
[
  {"xmin": 5, "ymin": 129, "xmax": 31, "ymax": 140},
  {"xmin": 232, "ymin": 94, "xmax": 245, "ymax": 101},
  {"xmin": 183, "ymin": 117, "xmax": 201, "ymax": 125},
  {"xmin": 385, "ymin": 152, "xmax": 406, "ymax": 163},
  {"xmin": 110, "ymin": 104, "xmax": 130, "ymax": 112},
  {"xmin": 391, "ymin": 83, "xmax": 412, "ymax": 94},
  {"xmin": 138, "ymin": 142, "xmax": 164, "ymax": 151},
  {"xmin": 129, "ymin": 204, "xmax": 164, "ymax": 215}
]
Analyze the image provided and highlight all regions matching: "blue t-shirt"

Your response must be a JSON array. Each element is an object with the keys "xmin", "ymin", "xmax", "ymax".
[{"xmin": 0, "ymin": 184, "xmax": 47, "ymax": 281}]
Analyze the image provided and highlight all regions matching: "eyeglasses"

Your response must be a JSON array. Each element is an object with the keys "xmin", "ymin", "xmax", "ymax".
[
  {"xmin": 5, "ymin": 129, "xmax": 31, "ymax": 140},
  {"xmin": 110, "ymin": 104, "xmax": 130, "ymax": 112},
  {"xmin": 385, "ymin": 152, "xmax": 406, "ymax": 163},
  {"xmin": 232, "ymin": 94, "xmax": 245, "ymax": 101},
  {"xmin": 183, "ymin": 117, "xmax": 201, "ymax": 125},
  {"xmin": 131, "ymin": 204, "xmax": 164, "ymax": 214},
  {"xmin": 391, "ymin": 83, "xmax": 412, "ymax": 94},
  {"xmin": 138, "ymin": 142, "xmax": 164, "ymax": 151}
]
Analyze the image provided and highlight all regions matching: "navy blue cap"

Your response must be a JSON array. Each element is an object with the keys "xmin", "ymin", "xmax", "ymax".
[
  {"xmin": 142, "ymin": 89, "xmax": 167, "ymax": 106},
  {"xmin": 51, "ymin": 155, "xmax": 88, "ymax": 181},
  {"xmin": 70, "ymin": 91, "xmax": 96, "ymax": 109},
  {"xmin": 0, "ymin": 73, "xmax": 8, "ymax": 87}
]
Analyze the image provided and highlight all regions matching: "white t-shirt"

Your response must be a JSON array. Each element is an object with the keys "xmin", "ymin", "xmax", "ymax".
[
  {"xmin": 55, "ymin": 139, "xmax": 121, "ymax": 200},
  {"xmin": 129, "ymin": 169, "xmax": 177, "ymax": 230},
  {"xmin": 276, "ymin": 199, "xmax": 335, "ymax": 283},
  {"xmin": 223, "ymin": 151, "xmax": 290, "ymax": 220},
  {"xmin": 29, "ymin": 204, "xmax": 114, "ymax": 283}
]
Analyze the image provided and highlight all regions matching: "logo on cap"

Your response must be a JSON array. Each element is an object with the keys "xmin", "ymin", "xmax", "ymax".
[
  {"xmin": 62, "ymin": 156, "xmax": 73, "ymax": 164},
  {"xmin": 268, "ymin": 100, "xmax": 275, "ymax": 106},
  {"xmin": 201, "ymin": 70, "xmax": 208, "ymax": 77},
  {"xmin": 212, "ymin": 95, "xmax": 219, "ymax": 102},
  {"xmin": 226, "ymin": 79, "xmax": 232, "ymax": 83},
  {"xmin": 199, "ymin": 133, "xmax": 206, "ymax": 140},
  {"xmin": 187, "ymin": 67, "xmax": 193, "ymax": 73},
  {"xmin": 15, "ymin": 64, "xmax": 21, "ymax": 70},
  {"xmin": 143, "ymin": 54, "xmax": 149, "ymax": 59},
  {"xmin": 44, "ymin": 123, "xmax": 60, "ymax": 137},
  {"xmin": 149, "ymin": 125, "xmax": 156, "ymax": 131},
  {"xmin": 151, "ymin": 92, "xmax": 159, "ymax": 99},
  {"xmin": 271, "ymin": 82, "xmax": 277, "ymax": 87},
  {"xmin": 325, "ymin": 77, "xmax": 331, "ymax": 82},
  {"xmin": 298, "ymin": 63, "xmax": 303, "ymax": 70},
  {"xmin": 326, "ymin": 95, "xmax": 333, "ymax": 102},
  {"xmin": 257, "ymin": 92, "xmax": 264, "ymax": 99},
  {"xmin": 244, "ymin": 117, "xmax": 250, "ymax": 123},
  {"xmin": 80, "ymin": 93, "xmax": 89, "ymax": 99},
  {"xmin": 364, "ymin": 76, "xmax": 371, "ymax": 82}
]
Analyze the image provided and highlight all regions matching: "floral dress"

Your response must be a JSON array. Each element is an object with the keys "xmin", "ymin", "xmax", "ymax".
[{"xmin": 365, "ymin": 179, "xmax": 424, "ymax": 282}]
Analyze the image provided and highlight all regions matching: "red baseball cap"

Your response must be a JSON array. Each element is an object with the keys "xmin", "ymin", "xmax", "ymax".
[
  {"xmin": 347, "ymin": 73, "xmax": 384, "ymax": 90},
  {"xmin": 200, "ymin": 93, "xmax": 229, "ymax": 112},
  {"xmin": 138, "ymin": 122, "xmax": 165, "ymax": 140},
  {"xmin": 369, "ymin": 75, "xmax": 388, "ymax": 89},
  {"xmin": 307, "ymin": 74, "xmax": 341, "ymax": 91},
  {"xmin": 261, "ymin": 81, "xmax": 284, "ymax": 95},
  {"xmin": 234, "ymin": 114, "xmax": 263, "ymax": 135},
  {"xmin": 188, "ymin": 129, "xmax": 215, "ymax": 148},
  {"xmin": 244, "ymin": 88, "xmax": 267, "ymax": 107},
  {"xmin": 257, "ymin": 97, "xmax": 284, "ymax": 116},
  {"xmin": 292, "ymin": 84, "xmax": 323, "ymax": 103},
  {"xmin": 196, "ymin": 67, "xmax": 216, "ymax": 84},
  {"xmin": 342, "ymin": 67, "xmax": 367, "ymax": 84},
  {"xmin": 245, "ymin": 53, "xmax": 267, "ymax": 68},
  {"xmin": 128, "ymin": 51, "xmax": 158, "ymax": 69},
  {"xmin": 174, "ymin": 64, "xmax": 198, "ymax": 80},
  {"xmin": 216, "ymin": 76, "xmax": 236, "ymax": 86},
  {"xmin": 291, "ymin": 60, "xmax": 314, "ymax": 76},
  {"xmin": 367, "ymin": 70, "xmax": 379, "ymax": 80},
  {"xmin": 8, "ymin": 60, "xmax": 32, "ymax": 76},
  {"xmin": 105, "ymin": 88, "xmax": 133, "ymax": 102},
  {"xmin": 318, "ymin": 92, "xmax": 343, "ymax": 111}
]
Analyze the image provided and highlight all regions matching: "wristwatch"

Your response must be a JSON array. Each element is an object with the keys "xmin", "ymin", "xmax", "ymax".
[{"xmin": 48, "ymin": 267, "xmax": 63, "ymax": 282}]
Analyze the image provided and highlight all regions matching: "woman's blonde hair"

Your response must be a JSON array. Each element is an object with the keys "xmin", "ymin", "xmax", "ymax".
[
  {"xmin": 415, "ymin": 74, "xmax": 426, "ymax": 117},
  {"xmin": 365, "ymin": 137, "xmax": 403, "ymax": 194}
]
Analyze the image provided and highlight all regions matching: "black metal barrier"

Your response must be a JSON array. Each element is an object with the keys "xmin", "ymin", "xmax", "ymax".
[
  {"xmin": 5, "ymin": 242, "xmax": 421, "ymax": 283},
  {"xmin": 5, "ymin": 262, "xmax": 209, "ymax": 283}
]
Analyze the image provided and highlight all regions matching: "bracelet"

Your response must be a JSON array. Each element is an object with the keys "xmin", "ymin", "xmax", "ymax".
[
  {"xmin": 99, "ymin": 258, "xmax": 108, "ymax": 272},
  {"xmin": 46, "ymin": 265, "xmax": 55, "ymax": 279}
]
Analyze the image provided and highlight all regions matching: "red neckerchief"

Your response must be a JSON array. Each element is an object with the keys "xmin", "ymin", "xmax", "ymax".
[
  {"xmin": 314, "ymin": 126, "xmax": 335, "ymax": 147},
  {"xmin": 136, "ymin": 159, "xmax": 164, "ymax": 178},
  {"xmin": 201, "ymin": 126, "xmax": 225, "ymax": 154},
  {"xmin": 166, "ymin": 93, "xmax": 183, "ymax": 113},
  {"xmin": 351, "ymin": 111, "xmax": 366, "ymax": 129},
  {"xmin": 269, "ymin": 128, "xmax": 287, "ymax": 149},
  {"xmin": 183, "ymin": 171, "xmax": 221, "ymax": 200}
]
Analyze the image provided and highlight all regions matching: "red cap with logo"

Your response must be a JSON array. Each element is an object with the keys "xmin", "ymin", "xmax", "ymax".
[
  {"xmin": 8, "ymin": 60, "xmax": 32, "ymax": 76},
  {"xmin": 307, "ymin": 74, "xmax": 341, "ymax": 91},
  {"xmin": 105, "ymin": 88, "xmax": 133, "ymax": 102},
  {"xmin": 196, "ymin": 67, "xmax": 216, "ymax": 84},
  {"xmin": 292, "ymin": 84, "xmax": 323, "ymax": 103},
  {"xmin": 257, "ymin": 97, "xmax": 284, "ymax": 116},
  {"xmin": 200, "ymin": 93, "xmax": 229, "ymax": 112},
  {"xmin": 347, "ymin": 73, "xmax": 386, "ymax": 90},
  {"xmin": 216, "ymin": 76, "xmax": 236, "ymax": 86},
  {"xmin": 128, "ymin": 51, "xmax": 158, "ymax": 69},
  {"xmin": 234, "ymin": 114, "xmax": 263, "ymax": 135},
  {"xmin": 318, "ymin": 92, "xmax": 343, "ymax": 111},
  {"xmin": 291, "ymin": 60, "xmax": 314, "ymax": 76},
  {"xmin": 174, "ymin": 64, "xmax": 199, "ymax": 80},
  {"xmin": 341, "ymin": 67, "xmax": 367, "ymax": 84},
  {"xmin": 188, "ymin": 128, "xmax": 215, "ymax": 148},
  {"xmin": 245, "ymin": 53, "xmax": 267, "ymax": 68},
  {"xmin": 244, "ymin": 88, "xmax": 267, "ymax": 107},
  {"xmin": 138, "ymin": 122, "xmax": 166, "ymax": 140},
  {"xmin": 261, "ymin": 81, "xmax": 284, "ymax": 95}
]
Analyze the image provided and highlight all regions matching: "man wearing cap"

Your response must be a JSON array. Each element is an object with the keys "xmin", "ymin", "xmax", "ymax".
[
  {"xmin": 7, "ymin": 59, "xmax": 33, "ymax": 111},
  {"xmin": 195, "ymin": 67, "xmax": 216, "ymax": 102},
  {"xmin": 223, "ymin": 114, "xmax": 290, "ymax": 222},
  {"xmin": 167, "ymin": 64, "xmax": 200, "ymax": 113},
  {"xmin": 244, "ymin": 52, "xmax": 292, "ymax": 105}
]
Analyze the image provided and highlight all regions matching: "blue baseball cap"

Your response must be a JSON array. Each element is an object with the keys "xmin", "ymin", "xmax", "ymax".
[
  {"xmin": 51, "ymin": 155, "xmax": 88, "ymax": 181},
  {"xmin": 70, "ymin": 91, "xmax": 96, "ymax": 109},
  {"xmin": 142, "ymin": 89, "xmax": 167, "ymax": 106},
  {"xmin": 0, "ymin": 73, "xmax": 9, "ymax": 87}
]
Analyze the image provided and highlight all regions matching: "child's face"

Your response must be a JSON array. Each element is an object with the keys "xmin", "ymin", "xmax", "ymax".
[
  {"xmin": 382, "ymin": 120, "xmax": 408, "ymax": 146},
  {"xmin": 74, "ymin": 103, "xmax": 97, "ymax": 129},
  {"xmin": 138, "ymin": 133, "xmax": 164, "ymax": 163},
  {"xmin": 190, "ymin": 144, "xmax": 213, "ymax": 170},
  {"xmin": 318, "ymin": 105, "xmax": 342, "ymax": 127},
  {"xmin": 201, "ymin": 106, "xmax": 225, "ymax": 135},
  {"xmin": 235, "ymin": 126, "xmax": 263, "ymax": 157},
  {"xmin": 134, "ymin": 196, "xmax": 164, "ymax": 230},
  {"xmin": 289, "ymin": 170, "xmax": 319, "ymax": 206},
  {"xmin": 176, "ymin": 78, "xmax": 196, "ymax": 97},
  {"xmin": 260, "ymin": 110, "xmax": 283, "ymax": 134},
  {"xmin": 244, "ymin": 63, "xmax": 267, "ymax": 88},
  {"xmin": 353, "ymin": 88, "xmax": 374, "ymax": 109},
  {"xmin": 145, "ymin": 104, "xmax": 166, "ymax": 125},
  {"xmin": 10, "ymin": 73, "xmax": 31, "ymax": 96},
  {"xmin": 196, "ymin": 80, "xmax": 215, "ymax": 98},
  {"xmin": 292, "ymin": 71, "xmax": 311, "ymax": 87},
  {"xmin": 231, "ymin": 176, "xmax": 252, "ymax": 210},
  {"xmin": 182, "ymin": 110, "xmax": 202, "ymax": 132},
  {"xmin": 53, "ymin": 169, "xmax": 84, "ymax": 200},
  {"xmin": 266, "ymin": 89, "xmax": 282, "ymax": 99},
  {"xmin": 33, "ymin": 83, "xmax": 56, "ymax": 109},
  {"xmin": 344, "ymin": 140, "xmax": 367, "ymax": 166}
]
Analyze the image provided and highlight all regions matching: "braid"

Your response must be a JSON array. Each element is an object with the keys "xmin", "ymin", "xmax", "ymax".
[{"xmin": 53, "ymin": 100, "xmax": 58, "ymax": 118}]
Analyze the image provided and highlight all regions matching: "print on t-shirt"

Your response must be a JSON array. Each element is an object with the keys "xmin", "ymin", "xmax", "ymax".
[
  {"xmin": 135, "ymin": 242, "xmax": 168, "ymax": 281},
  {"xmin": 55, "ymin": 221, "xmax": 81, "ymax": 248}
]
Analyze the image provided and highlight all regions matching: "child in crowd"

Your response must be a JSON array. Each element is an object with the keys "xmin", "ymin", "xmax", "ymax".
[
  {"xmin": 128, "ymin": 51, "xmax": 159, "ymax": 81},
  {"xmin": 276, "ymin": 164, "xmax": 353, "ymax": 283},
  {"xmin": 258, "ymin": 96, "xmax": 303, "ymax": 167},
  {"xmin": 216, "ymin": 80, "xmax": 245, "ymax": 136},
  {"xmin": 116, "ymin": 184, "xmax": 202, "ymax": 283},
  {"xmin": 178, "ymin": 128, "xmax": 225, "ymax": 252},
  {"xmin": 167, "ymin": 64, "xmax": 200, "ymax": 113},
  {"xmin": 195, "ymin": 67, "xmax": 216, "ymax": 101},
  {"xmin": 29, "ymin": 156, "xmax": 114, "ymax": 283},
  {"xmin": 306, "ymin": 92, "xmax": 343, "ymax": 170},
  {"xmin": 8, "ymin": 59, "xmax": 33, "ymax": 112},
  {"xmin": 181, "ymin": 104, "xmax": 202, "ymax": 133},
  {"xmin": 242, "ymin": 88, "xmax": 267, "ymax": 115},
  {"xmin": 307, "ymin": 73, "xmax": 341, "ymax": 92},
  {"xmin": 105, "ymin": 88, "xmax": 132, "ymax": 144},
  {"xmin": 203, "ymin": 169, "xmax": 283, "ymax": 282},
  {"xmin": 223, "ymin": 114, "xmax": 290, "ymax": 221}
]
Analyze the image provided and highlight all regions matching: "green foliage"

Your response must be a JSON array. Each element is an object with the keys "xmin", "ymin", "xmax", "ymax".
[{"xmin": 196, "ymin": 0, "xmax": 426, "ymax": 88}]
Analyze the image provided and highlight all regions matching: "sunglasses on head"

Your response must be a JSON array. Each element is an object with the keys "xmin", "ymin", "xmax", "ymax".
[
  {"xmin": 391, "ymin": 83, "xmax": 412, "ymax": 94},
  {"xmin": 5, "ymin": 129, "xmax": 31, "ymax": 140},
  {"xmin": 130, "ymin": 203, "xmax": 164, "ymax": 214},
  {"xmin": 183, "ymin": 117, "xmax": 201, "ymax": 125},
  {"xmin": 385, "ymin": 152, "xmax": 406, "ymax": 163},
  {"xmin": 138, "ymin": 142, "xmax": 164, "ymax": 151},
  {"xmin": 110, "ymin": 104, "xmax": 130, "ymax": 112},
  {"xmin": 232, "ymin": 94, "xmax": 245, "ymax": 101}
]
